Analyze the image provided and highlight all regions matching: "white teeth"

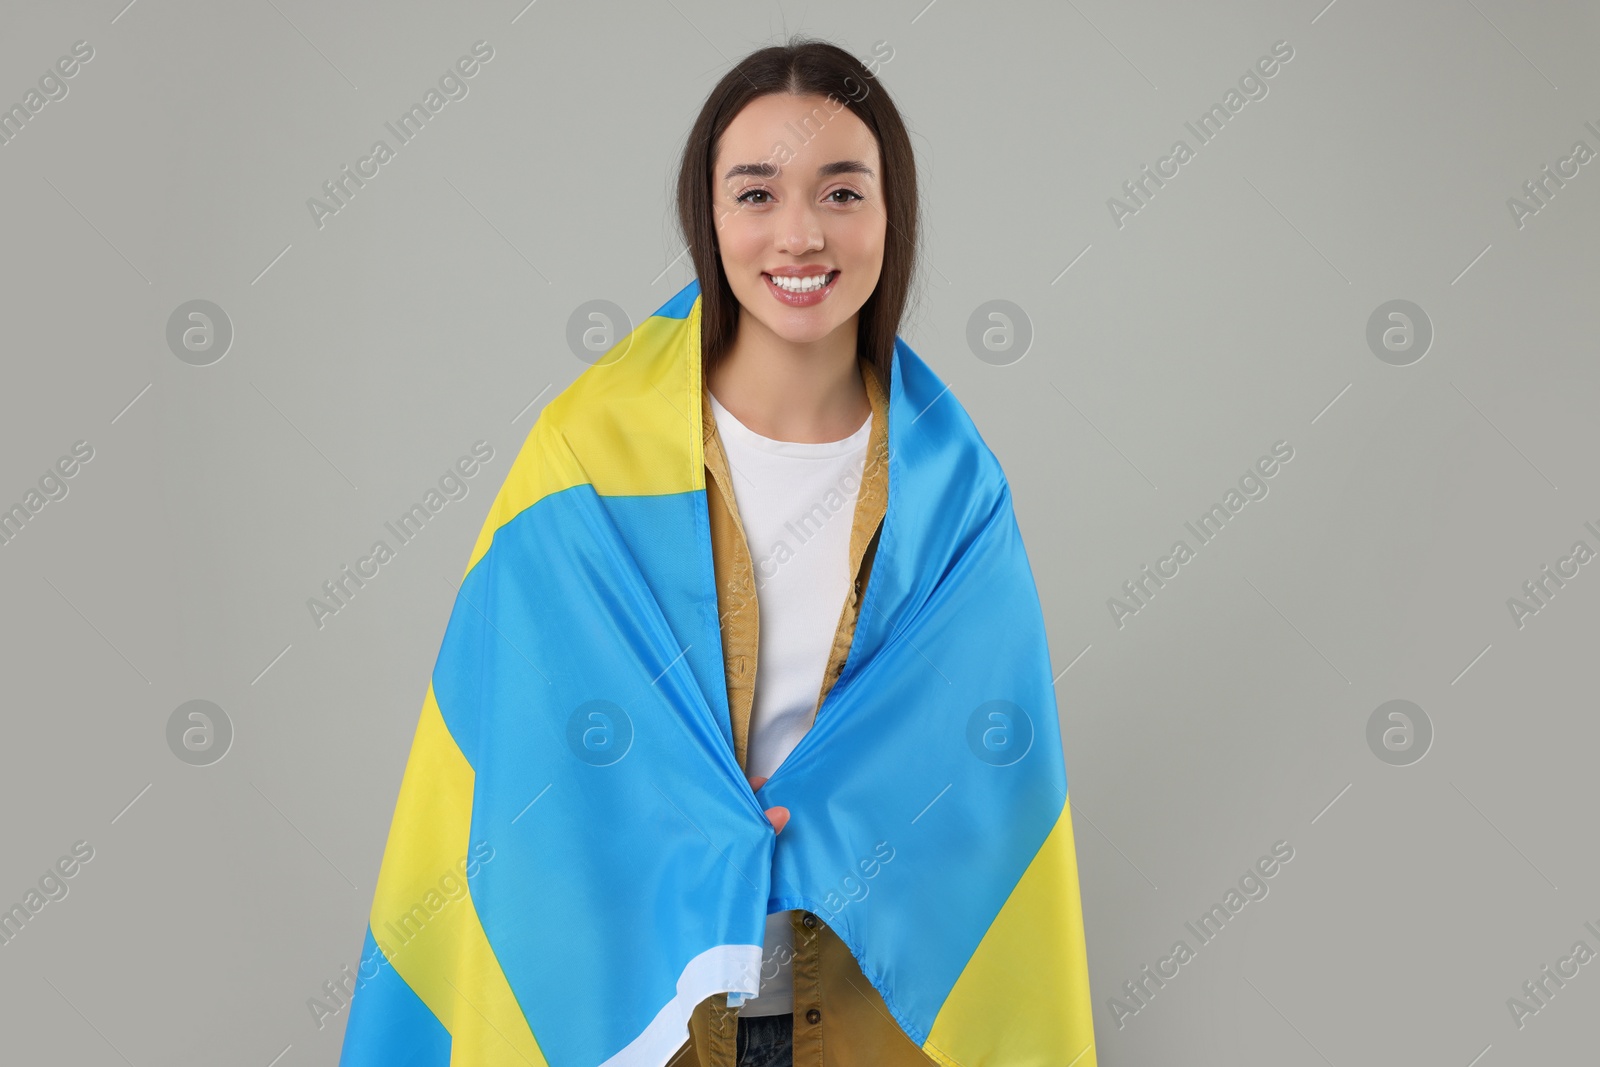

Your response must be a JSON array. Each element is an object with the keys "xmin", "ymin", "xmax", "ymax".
[{"xmin": 768, "ymin": 271, "xmax": 834, "ymax": 293}]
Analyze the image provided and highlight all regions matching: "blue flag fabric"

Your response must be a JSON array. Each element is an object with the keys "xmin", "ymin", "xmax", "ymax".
[{"xmin": 337, "ymin": 278, "xmax": 1097, "ymax": 1067}]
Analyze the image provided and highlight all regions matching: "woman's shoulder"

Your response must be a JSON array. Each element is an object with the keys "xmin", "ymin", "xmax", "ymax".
[{"xmin": 886, "ymin": 336, "xmax": 1009, "ymax": 490}]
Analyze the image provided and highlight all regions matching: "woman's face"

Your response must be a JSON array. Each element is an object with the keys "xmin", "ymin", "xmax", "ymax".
[{"xmin": 710, "ymin": 92, "xmax": 886, "ymax": 348}]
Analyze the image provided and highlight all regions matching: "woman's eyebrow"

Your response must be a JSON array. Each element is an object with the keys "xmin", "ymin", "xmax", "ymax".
[{"xmin": 721, "ymin": 159, "xmax": 876, "ymax": 181}]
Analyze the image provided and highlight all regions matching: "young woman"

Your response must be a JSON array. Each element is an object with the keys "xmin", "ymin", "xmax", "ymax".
[
  {"xmin": 338, "ymin": 34, "xmax": 1096, "ymax": 1067},
  {"xmin": 670, "ymin": 37, "xmax": 930, "ymax": 1067}
]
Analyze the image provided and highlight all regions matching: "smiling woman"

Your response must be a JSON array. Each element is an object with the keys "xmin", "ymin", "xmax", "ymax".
[
  {"xmin": 662, "ymin": 37, "xmax": 1094, "ymax": 1067},
  {"xmin": 713, "ymin": 104, "xmax": 882, "ymax": 335},
  {"xmin": 336, "ymin": 33, "xmax": 1094, "ymax": 1067},
  {"xmin": 676, "ymin": 45, "xmax": 917, "ymax": 446},
  {"xmin": 670, "ymin": 42, "xmax": 923, "ymax": 1064}
]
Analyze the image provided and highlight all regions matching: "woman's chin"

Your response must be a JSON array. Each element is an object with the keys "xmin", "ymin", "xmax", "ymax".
[
  {"xmin": 739, "ymin": 300, "xmax": 861, "ymax": 348},
  {"xmin": 767, "ymin": 319, "xmax": 841, "ymax": 346}
]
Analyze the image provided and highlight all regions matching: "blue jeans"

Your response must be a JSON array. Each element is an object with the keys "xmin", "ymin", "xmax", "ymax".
[{"xmin": 735, "ymin": 1012, "xmax": 793, "ymax": 1067}]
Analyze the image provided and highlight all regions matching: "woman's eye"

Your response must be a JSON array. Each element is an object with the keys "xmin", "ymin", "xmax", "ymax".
[{"xmin": 734, "ymin": 188, "xmax": 862, "ymax": 205}]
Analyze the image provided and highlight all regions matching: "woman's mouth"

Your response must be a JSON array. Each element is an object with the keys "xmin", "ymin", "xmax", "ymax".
[{"xmin": 763, "ymin": 270, "xmax": 839, "ymax": 307}]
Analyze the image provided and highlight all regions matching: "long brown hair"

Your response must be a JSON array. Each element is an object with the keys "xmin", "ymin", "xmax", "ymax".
[{"xmin": 674, "ymin": 36, "xmax": 919, "ymax": 390}]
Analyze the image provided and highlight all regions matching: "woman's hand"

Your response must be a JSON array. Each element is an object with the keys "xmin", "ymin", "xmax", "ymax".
[{"xmin": 747, "ymin": 775, "xmax": 789, "ymax": 834}]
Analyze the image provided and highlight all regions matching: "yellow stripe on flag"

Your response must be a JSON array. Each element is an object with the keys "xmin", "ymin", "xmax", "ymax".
[
  {"xmin": 925, "ymin": 795, "xmax": 1097, "ymax": 1067},
  {"xmin": 463, "ymin": 302, "xmax": 705, "ymax": 578},
  {"xmin": 369, "ymin": 685, "xmax": 550, "ymax": 1066}
]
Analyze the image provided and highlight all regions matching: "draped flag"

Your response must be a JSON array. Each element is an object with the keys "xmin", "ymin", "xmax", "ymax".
[{"xmin": 337, "ymin": 278, "xmax": 1097, "ymax": 1067}]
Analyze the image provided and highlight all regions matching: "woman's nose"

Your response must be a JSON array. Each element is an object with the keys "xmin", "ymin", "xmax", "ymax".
[{"xmin": 774, "ymin": 204, "xmax": 824, "ymax": 255}]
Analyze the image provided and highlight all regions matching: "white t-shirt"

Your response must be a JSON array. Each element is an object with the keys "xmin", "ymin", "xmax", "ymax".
[{"xmin": 707, "ymin": 387, "xmax": 872, "ymax": 1017}]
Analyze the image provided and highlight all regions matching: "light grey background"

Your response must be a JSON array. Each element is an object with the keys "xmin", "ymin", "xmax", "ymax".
[{"xmin": 2, "ymin": 0, "xmax": 1596, "ymax": 1064}]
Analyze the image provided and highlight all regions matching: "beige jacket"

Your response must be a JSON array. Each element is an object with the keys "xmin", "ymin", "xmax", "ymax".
[{"xmin": 673, "ymin": 358, "xmax": 937, "ymax": 1067}]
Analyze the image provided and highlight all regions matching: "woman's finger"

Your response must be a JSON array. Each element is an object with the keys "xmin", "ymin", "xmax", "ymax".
[{"xmin": 748, "ymin": 776, "xmax": 786, "ymax": 831}]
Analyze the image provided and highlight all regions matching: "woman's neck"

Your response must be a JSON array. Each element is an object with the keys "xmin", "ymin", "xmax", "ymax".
[{"xmin": 706, "ymin": 316, "xmax": 870, "ymax": 444}]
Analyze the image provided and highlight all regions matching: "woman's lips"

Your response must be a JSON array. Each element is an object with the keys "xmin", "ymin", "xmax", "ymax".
[{"xmin": 763, "ymin": 270, "xmax": 839, "ymax": 307}]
